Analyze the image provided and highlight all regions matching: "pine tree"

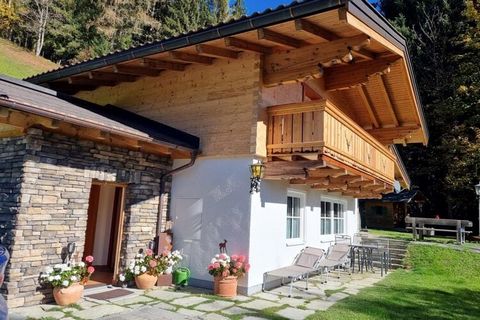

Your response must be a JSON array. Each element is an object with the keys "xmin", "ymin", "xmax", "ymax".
[{"xmin": 231, "ymin": 0, "xmax": 246, "ymax": 19}]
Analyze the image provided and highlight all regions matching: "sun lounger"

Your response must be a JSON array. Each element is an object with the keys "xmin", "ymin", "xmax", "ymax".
[
  {"xmin": 262, "ymin": 247, "xmax": 325, "ymax": 297},
  {"xmin": 317, "ymin": 243, "xmax": 351, "ymax": 282}
]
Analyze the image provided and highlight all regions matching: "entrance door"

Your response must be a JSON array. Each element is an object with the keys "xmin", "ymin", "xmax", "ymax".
[{"xmin": 84, "ymin": 182, "xmax": 125, "ymax": 284}]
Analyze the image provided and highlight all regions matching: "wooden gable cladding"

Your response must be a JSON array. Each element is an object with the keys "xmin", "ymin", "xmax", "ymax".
[
  {"xmin": 265, "ymin": 99, "xmax": 396, "ymax": 190},
  {"xmin": 0, "ymin": 106, "xmax": 191, "ymax": 158}
]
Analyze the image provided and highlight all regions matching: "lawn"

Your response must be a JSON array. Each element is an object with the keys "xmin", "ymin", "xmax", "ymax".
[
  {"xmin": 0, "ymin": 38, "xmax": 57, "ymax": 79},
  {"xmin": 310, "ymin": 244, "xmax": 480, "ymax": 320},
  {"xmin": 367, "ymin": 228, "xmax": 459, "ymax": 244}
]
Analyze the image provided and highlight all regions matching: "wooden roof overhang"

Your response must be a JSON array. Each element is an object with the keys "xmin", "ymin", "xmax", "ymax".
[
  {"xmin": 0, "ymin": 76, "xmax": 199, "ymax": 158},
  {"xmin": 26, "ymin": 0, "xmax": 428, "ymax": 147}
]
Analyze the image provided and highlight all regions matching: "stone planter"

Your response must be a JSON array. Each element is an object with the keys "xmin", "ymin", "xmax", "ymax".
[
  {"xmin": 53, "ymin": 283, "xmax": 84, "ymax": 306},
  {"xmin": 157, "ymin": 273, "xmax": 172, "ymax": 287},
  {"xmin": 135, "ymin": 273, "xmax": 158, "ymax": 289},
  {"xmin": 214, "ymin": 276, "xmax": 238, "ymax": 298}
]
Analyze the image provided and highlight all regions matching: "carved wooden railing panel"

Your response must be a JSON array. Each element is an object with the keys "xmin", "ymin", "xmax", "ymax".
[{"xmin": 267, "ymin": 100, "xmax": 395, "ymax": 183}]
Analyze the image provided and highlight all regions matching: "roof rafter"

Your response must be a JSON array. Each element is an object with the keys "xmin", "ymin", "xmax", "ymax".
[
  {"xmin": 258, "ymin": 28, "xmax": 306, "ymax": 48},
  {"xmin": 378, "ymin": 74, "xmax": 400, "ymax": 127},
  {"xmin": 195, "ymin": 44, "xmax": 239, "ymax": 59},
  {"xmin": 88, "ymin": 71, "xmax": 138, "ymax": 82},
  {"xmin": 141, "ymin": 58, "xmax": 186, "ymax": 71},
  {"xmin": 113, "ymin": 64, "xmax": 162, "ymax": 77},
  {"xmin": 225, "ymin": 37, "xmax": 273, "ymax": 54},
  {"xmin": 357, "ymin": 86, "xmax": 380, "ymax": 128},
  {"xmin": 294, "ymin": 19, "xmax": 340, "ymax": 41},
  {"xmin": 169, "ymin": 51, "xmax": 215, "ymax": 65}
]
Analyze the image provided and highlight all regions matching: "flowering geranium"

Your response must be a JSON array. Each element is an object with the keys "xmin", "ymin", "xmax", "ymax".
[
  {"xmin": 41, "ymin": 256, "xmax": 95, "ymax": 288},
  {"xmin": 208, "ymin": 253, "xmax": 250, "ymax": 278},
  {"xmin": 120, "ymin": 249, "xmax": 183, "ymax": 282}
]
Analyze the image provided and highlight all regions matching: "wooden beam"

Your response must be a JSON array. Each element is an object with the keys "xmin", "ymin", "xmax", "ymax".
[
  {"xmin": 113, "ymin": 64, "xmax": 162, "ymax": 77},
  {"xmin": 195, "ymin": 44, "xmax": 239, "ymax": 59},
  {"xmin": 169, "ymin": 51, "xmax": 214, "ymax": 65},
  {"xmin": 67, "ymin": 77, "xmax": 117, "ymax": 87},
  {"xmin": 141, "ymin": 58, "xmax": 186, "ymax": 71},
  {"xmin": 357, "ymin": 86, "xmax": 380, "ymax": 128},
  {"xmin": 258, "ymin": 28, "xmax": 306, "ymax": 48},
  {"xmin": 294, "ymin": 19, "xmax": 340, "ymax": 41},
  {"xmin": 263, "ymin": 35, "xmax": 370, "ymax": 86},
  {"xmin": 88, "ymin": 71, "xmax": 138, "ymax": 82},
  {"xmin": 49, "ymin": 82, "xmax": 97, "ymax": 92},
  {"xmin": 378, "ymin": 74, "xmax": 399, "ymax": 127},
  {"xmin": 263, "ymin": 160, "xmax": 326, "ymax": 179},
  {"xmin": 308, "ymin": 168, "xmax": 348, "ymax": 178},
  {"xmin": 366, "ymin": 125, "xmax": 421, "ymax": 142},
  {"xmin": 324, "ymin": 57, "xmax": 398, "ymax": 91},
  {"xmin": 290, "ymin": 177, "xmax": 329, "ymax": 185},
  {"xmin": 351, "ymin": 48, "xmax": 376, "ymax": 60},
  {"xmin": 225, "ymin": 37, "xmax": 273, "ymax": 54}
]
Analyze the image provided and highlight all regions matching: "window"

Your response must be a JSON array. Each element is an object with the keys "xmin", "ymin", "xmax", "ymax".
[
  {"xmin": 287, "ymin": 196, "xmax": 301, "ymax": 239},
  {"xmin": 320, "ymin": 201, "xmax": 331, "ymax": 235},
  {"xmin": 321, "ymin": 200, "xmax": 345, "ymax": 235}
]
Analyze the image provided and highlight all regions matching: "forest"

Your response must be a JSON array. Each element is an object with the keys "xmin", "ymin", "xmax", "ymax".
[{"xmin": 0, "ymin": 0, "xmax": 479, "ymax": 224}]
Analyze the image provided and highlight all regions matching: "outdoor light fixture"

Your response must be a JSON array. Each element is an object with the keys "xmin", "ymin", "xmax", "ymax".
[
  {"xmin": 249, "ymin": 163, "xmax": 265, "ymax": 194},
  {"xmin": 475, "ymin": 181, "xmax": 480, "ymax": 236}
]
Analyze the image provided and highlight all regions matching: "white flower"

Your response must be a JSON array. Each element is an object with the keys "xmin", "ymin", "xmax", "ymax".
[
  {"xmin": 140, "ymin": 266, "xmax": 147, "ymax": 273},
  {"xmin": 119, "ymin": 274, "xmax": 125, "ymax": 282},
  {"xmin": 70, "ymin": 276, "xmax": 78, "ymax": 282},
  {"xmin": 215, "ymin": 254, "xmax": 220, "ymax": 259},
  {"xmin": 63, "ymin": 266, "xmax": 72, "ymax": 272},
  {"xmin": 62, "ymin": 280, "xmax": 69, "ymax": 287},
  {"xmin": 165, "ymin": 267, "xmax": 173, "ymax": 274},
  {"xmin": 45, "ymin": 267, "xmax": 53, "ymax": 274},
  {"xmin": 211, "ymin": 258, "xmax": 217, "ymax": 264},
  {"xmin": 48, "ymin": 276, "xmax": 54, "ymax": 282},
  {"xmin": 78, "ymin": 262, "xmax": 85, "ymax": 267},
  {"xmin": 54, "ymin": 275, "xmax": 61, "ymax": 280},
  {"xmin": 134, "ymin": 270, "xmax": 140, "ymax": 275}
]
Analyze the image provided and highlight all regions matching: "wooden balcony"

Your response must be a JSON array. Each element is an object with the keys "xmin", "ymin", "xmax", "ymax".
[{"xmin": 265, "ymin": 99, "xmax": 396, "ymax": 198}]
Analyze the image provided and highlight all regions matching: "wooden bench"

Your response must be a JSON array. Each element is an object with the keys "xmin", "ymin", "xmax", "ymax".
[{"xmin": 405, "ymin": 217, "xmax": 473, "ymax": 244}]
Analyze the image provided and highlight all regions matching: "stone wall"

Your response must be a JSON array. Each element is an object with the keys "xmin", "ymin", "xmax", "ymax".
[{"xmin": 2, "ymin": 128, "xmax": 171, "ymax": 307}]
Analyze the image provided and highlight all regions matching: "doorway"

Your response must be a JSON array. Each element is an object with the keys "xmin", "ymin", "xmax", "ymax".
[{"xmin": 84, "ymin": 182, "xmax": 125, "ymax": 285}]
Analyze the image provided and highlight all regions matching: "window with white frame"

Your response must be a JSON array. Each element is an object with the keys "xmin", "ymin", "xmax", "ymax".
[
  {"xmin": 320, "ymin": 200, "xmax": 345, "ymax": 235},
  {"xmin": 286, "ymin": 192, "xmax": 304, "ymax": 241}
]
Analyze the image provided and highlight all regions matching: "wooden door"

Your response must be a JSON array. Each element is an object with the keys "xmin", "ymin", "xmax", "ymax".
[{"xmin": 84, "ymin": 184, "xmax": 101, "ymax": 259}]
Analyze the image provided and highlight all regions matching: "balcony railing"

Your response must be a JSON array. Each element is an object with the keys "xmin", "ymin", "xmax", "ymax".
[{"xmin": 267, "ymin": 100, "xmax": 395, "ymax": 183}]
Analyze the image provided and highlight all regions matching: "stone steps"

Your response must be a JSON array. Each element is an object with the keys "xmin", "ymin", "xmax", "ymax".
[{"xmin": 359, "ymin": 235, "xmax": 409, "ymax": 269}]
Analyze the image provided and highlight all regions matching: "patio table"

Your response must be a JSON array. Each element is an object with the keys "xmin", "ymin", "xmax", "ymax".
[{"xmin": 349, "ymin": 243, "xmax": 389, "ymax": 276}]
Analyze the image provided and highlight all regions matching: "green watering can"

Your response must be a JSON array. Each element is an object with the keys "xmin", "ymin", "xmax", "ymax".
[{"xmin": 173, "ymin": 267, "xmax": 191, "ymax": 286}]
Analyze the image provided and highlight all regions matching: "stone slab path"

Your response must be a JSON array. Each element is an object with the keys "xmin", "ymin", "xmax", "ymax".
[{"xmin": 10, "ymin": 272, "xmax": 385, "ymax": 320}]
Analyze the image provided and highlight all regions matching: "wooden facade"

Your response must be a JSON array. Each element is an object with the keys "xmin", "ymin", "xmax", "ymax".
[{"xmin": 25, "ymin": 2, "xmax": 428, "ymax": 199}]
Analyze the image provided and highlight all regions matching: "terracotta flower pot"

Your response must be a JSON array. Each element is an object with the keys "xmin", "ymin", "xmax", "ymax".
[
  {"xmin": 214, "ymin": 276, "xmax": 238, "ymax": 298},
  {"xmin": 135, "ymin": 273, "xmax": 158, "ymax": 289},
  {"xmin": 53, "ymin": 283, "xmax": 84, "ymax": 306},
  {"xmin": 157, "ymin": 273, "xmax": 172, "ymax": 287}
]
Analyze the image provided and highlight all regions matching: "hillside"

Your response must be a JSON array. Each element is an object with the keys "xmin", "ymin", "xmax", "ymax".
[{"xmin": 0, "ymin": 38, "xmax": 58, "ymax": 79}]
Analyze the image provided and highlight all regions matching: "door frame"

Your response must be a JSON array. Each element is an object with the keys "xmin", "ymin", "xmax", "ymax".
[{"xmin": 89, "ymin": 180, "xmax": 127, "ymax": 282}]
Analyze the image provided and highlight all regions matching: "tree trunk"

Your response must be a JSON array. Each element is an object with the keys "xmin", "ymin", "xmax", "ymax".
[{"xmin": 34, "ymin": 0, "xmax": 50, "ymax": 56}]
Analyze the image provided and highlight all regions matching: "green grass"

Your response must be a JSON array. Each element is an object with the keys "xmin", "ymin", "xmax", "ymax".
[
  {"xmin": 308, "ymin": 245, "xmax": 480, "ymax": 319},
  {"xmin": 367, "ymin": 228, "xmax": 460, "ymax": 244},
  {"xmin": 0, "ymin": 38, "xmax": 57, "ymax": 79}
]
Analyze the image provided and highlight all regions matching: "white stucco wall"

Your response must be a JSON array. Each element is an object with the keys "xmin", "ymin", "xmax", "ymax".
[
  {"xmin": 170, "ymin": 157, "xmax": 253, "ymax": 289},
  {"xmin": 170, "ymin": 157, "xmax": 360, "ymax": 293},
  {"xmin": 248, "ymin": 182, "xmax": 359, "ymax": 292}
]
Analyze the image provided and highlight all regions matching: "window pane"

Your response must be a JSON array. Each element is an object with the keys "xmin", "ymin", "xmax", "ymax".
[
  {"xmin": 287, "ymin": 197, "xmax": 293, "ymax": 216},
  {"xmin": 291, "ymin": 218, "xmax": 300, "ymax": 238},
  {"xmin": 293, "ymin": 198, "xmax": 300, "ymax": 217}
]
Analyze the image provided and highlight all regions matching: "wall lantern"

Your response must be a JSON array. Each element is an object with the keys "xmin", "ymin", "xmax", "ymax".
[
  {"xmin": 249, "ymin": 163, "xmax": 265, "ymax": 194},
  {"xmin": 475, "ymin": 181, "xmax": 480, "ymax": 197}
]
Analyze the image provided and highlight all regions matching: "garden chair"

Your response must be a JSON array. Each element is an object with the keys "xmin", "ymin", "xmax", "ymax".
[
  {"xmin": 317, "ymin": 243, "xmax": 351, "ymax": 283},
  {"xmin": 262, "ymin": 247, "xmax": 325, "ymax": 297}
]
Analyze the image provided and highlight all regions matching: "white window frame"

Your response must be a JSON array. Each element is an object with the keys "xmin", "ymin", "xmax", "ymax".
[
  {"xmin": 320, "ymin": 197, "xmax": 347, "ymax": 236},
  {"xmin": 286, "ymin": 190, "xmax": 305, "ymax": 246}
]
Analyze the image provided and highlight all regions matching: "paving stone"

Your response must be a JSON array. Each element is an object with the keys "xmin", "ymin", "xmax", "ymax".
[
  {"xmin": 63, "ymin": 307, "xmax": 80, "ymax": 313},
  {"xmin": 77, "ymin": 300, "xmax": 100, "ymax": 309},
  {"xmin": 145, "ymin": 289, "xmax": 190, "ymax": 301},
  {"xmin": 277, "ymin": 296, "xmax": 306, "ymax": 307},
  {"xmin": 200, "ymin": 313, "xmax": 230, "ymax": 320},
  {"xmin": 327, "ymin": 292, "xmax": 349, "ymax": 302},
  {"xmin": 242, "ymin": 317, "xmax": 269, "ymax": 320},
  {"xmin": 171, "ymin": 296, "xmax": 210, "ymax": 307},
  {"xmin": 125, "ymin": 303, "xmax": 146, "ymax": 309},
  {"xmin": 176, "ymin": 308, "xmax": 205, "ymax": 317},
  {"xmin": 101, "ymin": 306, "xmax": 188, "ymax": 320},
  {"xmin": 238, "ymin": 299, "xmax": 282, "ymax": 311},
  {"xmin": 229, "ymin": 295, "xmax": 252, "ymax": 302},
  {"xmin": 221, "ymin": 306, "xmax": 250, "ymax": 315},
  {"xmin": 43, "ymin": 311, "xmax": 65, "ymax": 319},
  {"xmin": 115, "ymin": 295, "xmax": 153, "ymax": 305},
  {"xmin": 39, "ymin": 304, "xmax": 59, "ymax": 311},
  {"xmin": 150, "ymin": 301, "xmax": 176, "ymax": 311},
  {"xmin": 305, "ymin": 299, "xmax": 335, "ymax": 311},
  {"xmin": 195, "ymin": 300, "xmax": 235, "ymax": 312},
  {"xmin": 72, "ymin": 304, "xmax": 128, "ymax": 319},
  {"xmin": 10, "ymin": 305, "xmax": 49, "ymax": 319},
  {"xmin": 253, "ymin": 292, "xmax": 280, "ymax": 301},
  {"xmin": 276, "ymin": 307, "xmax": 315, "ymax": 320}
]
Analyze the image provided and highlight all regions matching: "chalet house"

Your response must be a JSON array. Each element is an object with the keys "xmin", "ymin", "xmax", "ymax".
[{"xmin": 0, "ymin": 0, "xmax": 427, "ymax": 307}]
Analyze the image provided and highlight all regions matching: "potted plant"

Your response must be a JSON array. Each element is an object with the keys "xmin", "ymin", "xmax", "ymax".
[
  {"xmin": 157, "ymin": 250, "xmax": 183, "ymax": 286},
  {"xmin": 122, "ymin": 249, "xmax": 162, "ymax": 289},
  {"xmin": 41, "ymin": 255, "xmax": 95, "ymax": 306},
  {"xmin": 208, "ymin": 253, "xmax": 250, "ymax": 298}
]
